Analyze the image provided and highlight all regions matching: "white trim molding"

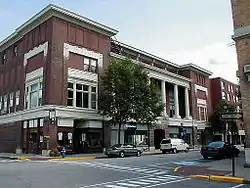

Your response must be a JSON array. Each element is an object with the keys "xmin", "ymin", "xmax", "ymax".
[
  {"xmin": 23, "ymin": 41, "xmax": 48, "ymax": 67},
  {"xmin": 197, "ymin": 98, "xmax": 207, "ymax": 106},
  {"xmin": 194, "ymin": 84, "xmax": 208, "ymax": 95},
  {"xmin": 110, "ymin": 52, "xmax": 190, "ymax": 88},
  {"xmin": 0, "ymin": 105, "xmax": 103, "ymax": 125},
  {"xmin": 63, "ymin": 43, "xmax": 103, "ymax": 69},
  {"xmin": 25, "ymin": 67, "xmax": 44, "ymax": 83},
  {"xmin": 68, "ymin": 68, "xmax": 98, "ymax": 83}
]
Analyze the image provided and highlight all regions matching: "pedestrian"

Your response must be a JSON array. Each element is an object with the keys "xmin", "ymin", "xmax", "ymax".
[{"xmin": 60, "ymin": 146, "xmax": 66, "ymax": 158}]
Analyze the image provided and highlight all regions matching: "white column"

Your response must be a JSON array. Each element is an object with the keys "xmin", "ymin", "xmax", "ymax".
[
  {"xmin": 174, "ymin": 84, "xmax": 180, "ymax": 118},
  {"xmin": 161, "ymin": 80, "xmax": 167, "ymax": 117},
  {"xmin": 73, "ymin": 83, "xmax": 76, "ymax": 107},
  {"xmin": 184, "ymin": 87, "xmax": 191, "ymax": 119}
]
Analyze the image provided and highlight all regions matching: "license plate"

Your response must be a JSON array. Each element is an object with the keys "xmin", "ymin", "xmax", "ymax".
[{"xmin": 208, "ymin": 148, "xmax": 212, "ymax": 151}]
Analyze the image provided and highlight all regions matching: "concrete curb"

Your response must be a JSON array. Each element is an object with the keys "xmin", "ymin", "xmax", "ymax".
[{"xmin": 189, "ymin": 175, "xmax": 250, "ymax": 184}]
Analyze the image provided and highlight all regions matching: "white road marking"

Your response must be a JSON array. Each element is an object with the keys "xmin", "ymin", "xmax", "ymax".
[
  {"xmin": 117, "ymin": 182, "xmax": 140, "ymax": 187},
  {"xmin": 128, "ymin": 181, "xmax": 150, "ymax": 185},
  {"xmin": 104, "ymin": 185, "xmax": 128, "ymax": 188},
  {"xmin": 230, "ymin": 184, "xmax": 245, "ymax": 188},
  {"xmin": 140, "ymin": 179, "xmax": 159, "ymax": 183},
  {"xmin": 143, "ymin": 178, "xmax": 191, "ymax": 188}
]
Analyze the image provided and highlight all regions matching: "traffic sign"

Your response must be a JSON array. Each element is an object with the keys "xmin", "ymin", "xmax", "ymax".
[{"xmin": 221, "ymin": 112, "xmax": 243, "ymax": 120}]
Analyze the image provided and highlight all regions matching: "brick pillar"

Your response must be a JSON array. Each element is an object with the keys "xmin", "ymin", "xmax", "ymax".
[
  {"xmin": 103, "ymin": 124, "xmax": 111, "ymax": 149},
  {"xmin": 148, "ymin": 126, "xmax": 155, "ymax": 149},
  {"xmin": 43, "ymin": 119, "xmax": 58, "ymax": 150}
]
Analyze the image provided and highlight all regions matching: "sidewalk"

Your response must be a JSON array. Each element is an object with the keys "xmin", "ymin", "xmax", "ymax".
[
  {"xmin": 176, "ymin": 150, "xmax": 250, "ymax": 182},
  {"xmin": 0, "ymin": 147, "xmax": 200, "ymax": 161}
]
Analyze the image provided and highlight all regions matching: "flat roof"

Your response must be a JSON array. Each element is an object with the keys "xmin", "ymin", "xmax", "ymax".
[{"xmin": 180, "ymin": 63, "xmax": 213, "ymax": 76}]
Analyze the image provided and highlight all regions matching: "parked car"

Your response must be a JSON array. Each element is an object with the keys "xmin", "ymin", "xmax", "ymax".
[
  {"xmin": 201, "ymin": 141, "xmax": 240, "ymax": 159},
  {"xmin": 105, "ymin": 144, "xmax": 142, "ymax": 158},
  {"xmin": 160, "ymin": 138, "xmax": 189, "ymax": 154}
]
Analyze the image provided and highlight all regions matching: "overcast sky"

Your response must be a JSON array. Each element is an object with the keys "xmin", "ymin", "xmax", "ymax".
[{"xmin": 0, "ymin": 0, "xmax": 238, "ymax": 83}]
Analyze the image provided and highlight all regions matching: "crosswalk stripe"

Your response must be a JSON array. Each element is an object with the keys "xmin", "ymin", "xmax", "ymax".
[
  {"xmin": 128, "ymin": 181, "xmax": 150, "ymax": 185},
  {"xmin": 140, "ymin": 179, "xmax": 159, "ymax": 183},
  {"xmin": 117, "ymin": 182, "xmax": 140, "ymax": 187},
  {"xmin": 144, "ymin": 169, "xmax": 160, "ymax": 173},
  {"xmin": 154, "ymin": 171, "xmax": 168, "ymax": 175},
  {"xmin": 104, "ymin": 185, "xmax": 128, "ymax": 188},
  {"xmin": 148, "ymin": 177, "xmax": 171, "ymax": 181}
]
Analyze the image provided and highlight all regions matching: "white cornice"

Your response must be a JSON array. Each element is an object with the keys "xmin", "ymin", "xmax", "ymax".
[
  {"xmin": 23, "ymin": 41, "xmax": 48, "ymax": 67},
  {"xmin": 0, "ymin": 4, "xmax": 118, "ymax": 51},
  {"xmin": 0, "ymin": 105, "xmax": 103, "ymax": 125},
  {"xmin": 113, "ymin": 41, "xmax": 180, "ymax": 68},
  {"xmin": 110, "ymin": 52, "xmax": 191, "ymax": 88}
]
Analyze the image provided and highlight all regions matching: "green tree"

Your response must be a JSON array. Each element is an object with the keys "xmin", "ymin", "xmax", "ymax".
[
  {"xmin": 99, "ymin": 58, "xmax": 164, "ymax": 144},
  {"xmin": 209, "ymin": 100, "xmax": 237, "ymax": 134}
]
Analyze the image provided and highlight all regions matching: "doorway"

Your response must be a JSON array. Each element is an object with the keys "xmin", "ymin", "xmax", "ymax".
[{"xmin": 154, "ymin": 129, "xmax": 165, "ymax": 149}]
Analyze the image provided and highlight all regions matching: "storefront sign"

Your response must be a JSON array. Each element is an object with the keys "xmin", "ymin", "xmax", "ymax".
[{"xmin": 125, "ymin": 124, "xmax": 137, "ymax": 130}]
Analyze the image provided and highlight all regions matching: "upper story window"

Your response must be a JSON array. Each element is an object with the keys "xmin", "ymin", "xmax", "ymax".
[
  {"xmin": 228, "ymin": 85, "xmax": 231, "ymax": 92},
  {"xmin": 227, "ymin": 93, "xmax": 230, "ymax": 101},
  {"xmin": 1, "ymin": 51, "xmax": 6, "ymax": 64},
  {"xmin": 231, "ymin": 85, "xmax": 234, "ymax": 93},
  {"xmin": 13, "ymin": 44, "xmax": 18, "ymax": 57},
  {"xmin": 221, "ymin": 81, "xmax": 225, "ymax": 89},
  {"xmin": 15, "ymin": 90, "xmax": 20, "ymax": 112},
  {"xmin": 3, "ymin": 95, "xmax": 7, "ymax": 113},
  {"xmin": 222, "ymin": 91, "xmax": 226, "ymax": 100},
  {"xmin": 25, "ymin": 82, "xmax": 43, "ymax": 109},
  {"xmin": 67, "ymin": 82, "xmax": 97, "ymax": 110},
  {"xmin": 83, "ymin": 57, "xmax": 97, "ymax": 73}
]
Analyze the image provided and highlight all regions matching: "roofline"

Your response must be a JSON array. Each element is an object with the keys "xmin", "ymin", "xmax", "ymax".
[
  {"xmin": 0, "ymin": 4, "xmax": 118, "ymax": 48},
  {"xmin": 112, "ymin": 40, "xmax": 180, "ymax": 68},
  {"xmin": 180, "ymin": 63, "xmax": 213, "ymax": 76},
  {"xmin": 211, "ymin": 77, "xmax": 239, "ymax": 86}
]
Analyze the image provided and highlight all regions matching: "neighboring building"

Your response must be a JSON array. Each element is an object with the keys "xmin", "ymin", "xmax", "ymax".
[
  {"xmin": 210, "ymin": 77, "xmax": 244, "ymax": 144},
  {"xmin": 231, "ymin": 0, "xmax": 250, "ymax": 166},
  {"xmin": 0, "ymin": 4, "xmax": 213, "ymax": 154}
]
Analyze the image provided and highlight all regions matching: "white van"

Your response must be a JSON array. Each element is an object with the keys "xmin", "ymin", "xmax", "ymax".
[{"xmin": 160, "ymin": 138, "xmax": 189, "ymax": 154}]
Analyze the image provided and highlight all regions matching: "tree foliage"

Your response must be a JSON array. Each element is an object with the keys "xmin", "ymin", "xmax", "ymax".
[
  {"xmin": 99, "ymin": 58, "xmax": 164, "ymax": 144},
  {"xmin": 209, "ymin": 100, "xmax": 237, "ymax": 134}
]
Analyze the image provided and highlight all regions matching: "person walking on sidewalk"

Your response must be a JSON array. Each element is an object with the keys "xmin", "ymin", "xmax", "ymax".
[{"xmin": 60, "ymin": 147, "xmax": 66, "ymax": 158}]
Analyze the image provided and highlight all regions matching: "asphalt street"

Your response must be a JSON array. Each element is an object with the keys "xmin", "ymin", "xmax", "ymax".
[{"xmin": 0, "ymin": 151, "xmax": 249, "ymax": 188}]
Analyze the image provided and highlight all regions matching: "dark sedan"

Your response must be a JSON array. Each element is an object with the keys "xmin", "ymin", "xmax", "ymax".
[
  {"xmin": 105, "ymin": 144, "xmax": 142, "ymax": 158},
  {"xmin": 201, "ymin": 141, "xmax": 240, "ymax": 159}
]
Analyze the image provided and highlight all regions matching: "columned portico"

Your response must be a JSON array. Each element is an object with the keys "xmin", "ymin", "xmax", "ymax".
[{"xmin": 174, "ymin": 84, "xmax": 181, "ymax": 118}]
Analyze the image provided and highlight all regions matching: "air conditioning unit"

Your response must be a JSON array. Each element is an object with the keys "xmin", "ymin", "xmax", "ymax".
[
  {"xmin": 244, "ymin": 65, "xmax": 250, "ymax": 73},
  {"xmin": 236, "ymin": 70, "xmax": 240, "ymax": 78}
]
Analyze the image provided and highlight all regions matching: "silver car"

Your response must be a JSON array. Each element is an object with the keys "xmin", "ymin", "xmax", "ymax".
[{"xmin": 105, "ymin": 144, "xmax": 142, "ymax": 158}]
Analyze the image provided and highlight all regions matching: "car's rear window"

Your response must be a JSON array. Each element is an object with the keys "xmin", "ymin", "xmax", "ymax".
[
  {"xmin": 161, "ymin": 139, "xmax": 171, "ymax": 144},
  {"xmin": 208, "ymin": 142, "xmax": 224, "ymax": 148}
]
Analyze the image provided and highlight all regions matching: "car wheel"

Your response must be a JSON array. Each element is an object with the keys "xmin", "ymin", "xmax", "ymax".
[
  {"xmin": 162, "ymin": 150, "xmax": 166, "ymax": 154},
  {"xmin": 120, "ymin": 151, "xmax": 125, "ymax": 158},
  {"xmin": 185, "ymin": 148, "xmax": 189, "ymax": 153},
  {"xmin": 136, "ymin": 151, "xmax": 141, "ymax": 157},
  {"xmin": 172, "ymin": 148, "xmax": 177, "ymax": 154},
  {"xmin": 203, "ymin": 155, "xmax": 208, "ymax": 159}
]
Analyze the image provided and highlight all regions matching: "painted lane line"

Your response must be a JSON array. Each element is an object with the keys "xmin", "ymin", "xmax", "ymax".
[
  {"xmin": 128, "ymin": 181, "xmax": 150, "ymax": 185},
  {"xmin": 117, "ymin": 182, "xmax": 140, "ymax": 187},
  {"xmin": 230, "ymin": 184, "xmax": 245, "ymax": 188},
  {"xmin": 144, "ymin": 170, "xmax": 160, "ymax": 173}
]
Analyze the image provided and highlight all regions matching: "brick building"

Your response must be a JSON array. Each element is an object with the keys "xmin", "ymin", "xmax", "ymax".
[
  {"xmin": 0, "ymin": 4, "xmax": 213, "ymax": 154},
  {"xmin": 231, "ymin": 0, "xmax": 250, "ymax": 165},
  {"xmin": 210, "ymin": 77, "xmax": 244, "ymax": 144}
]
